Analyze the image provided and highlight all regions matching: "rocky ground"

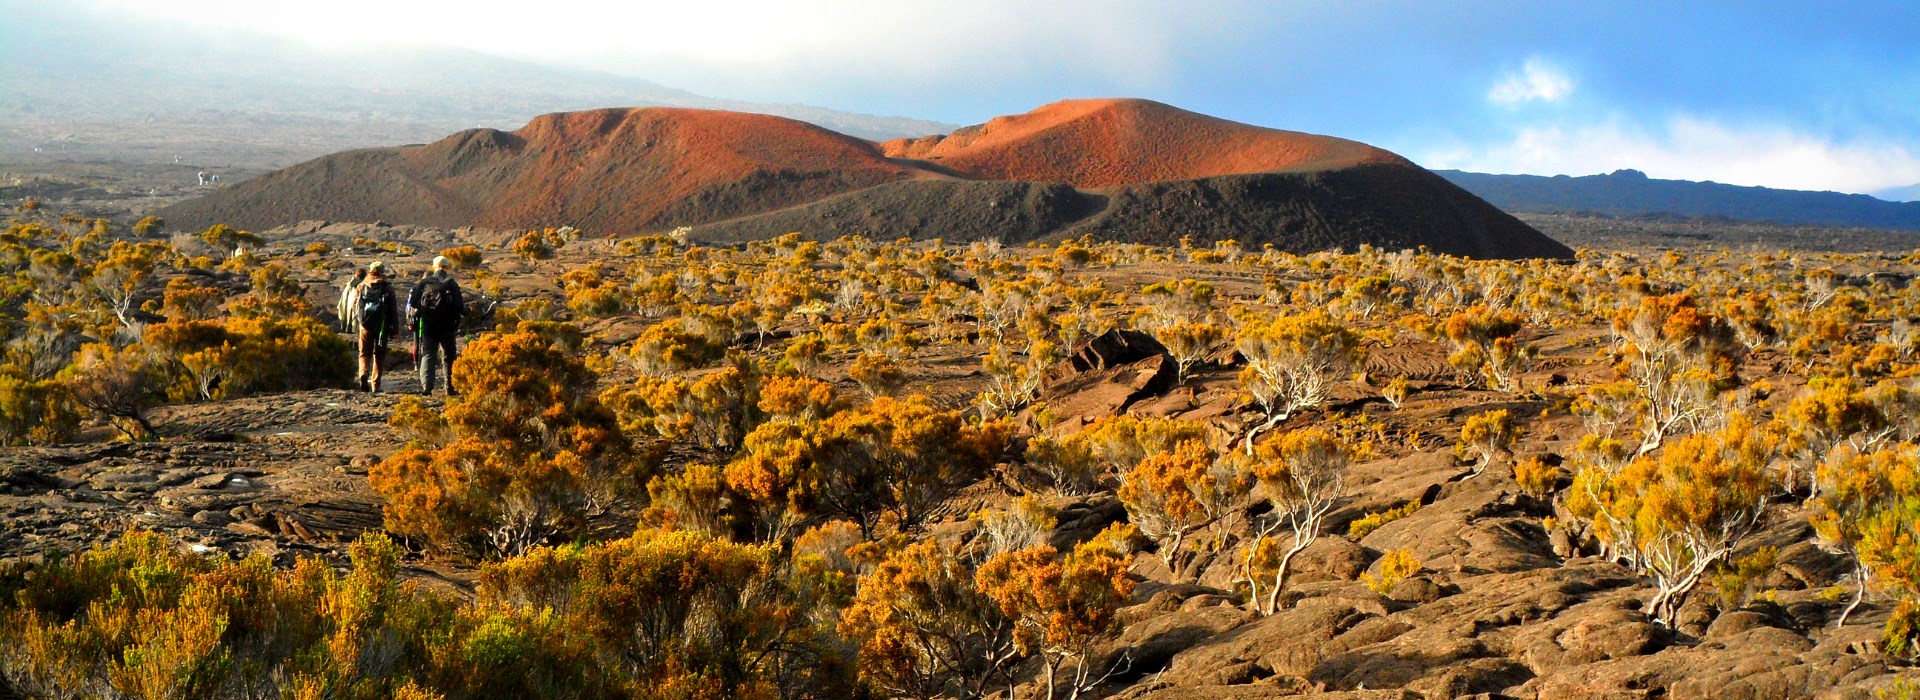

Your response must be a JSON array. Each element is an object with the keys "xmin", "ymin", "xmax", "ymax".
[{"xmin": 0, "ymin": 385, "xmax": 491, "ymax": 594}]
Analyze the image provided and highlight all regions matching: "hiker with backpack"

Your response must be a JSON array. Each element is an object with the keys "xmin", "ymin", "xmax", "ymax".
[
  {"xmin": 409, "ymin": 256, "xmax": 466, "ymax": 396},
  {"xmin": 355, "ymin": 261, "xmax": 401, "ymax": 393}
]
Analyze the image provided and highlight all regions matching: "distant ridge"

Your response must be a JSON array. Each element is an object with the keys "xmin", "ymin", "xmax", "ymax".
[
  {"xmin": 1877, "ymin": 183, "xmax": 1920, "ymax": 203},
  {"xmin": 162, "ymin": 99, "xmax": 1573, "ymax": 260},
  {"xmin": 1438, "ymin": 169, "xmax": 1920, "ymax": 231},
  {"xmin": 0, "ymin": 1, "xmax": 953, "ymax": 167}
]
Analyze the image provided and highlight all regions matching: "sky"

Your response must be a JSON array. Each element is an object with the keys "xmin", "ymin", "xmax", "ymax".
[{"xmin": 43, "ymin": 1, "xmax": 1920, "ymax": 195}]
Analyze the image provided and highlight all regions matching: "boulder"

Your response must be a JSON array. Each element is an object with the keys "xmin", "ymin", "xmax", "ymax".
[
  {"xmin": 1706, "ymin": 610, "xmax": 1781, "ymax": 640},
  {"xmin": 1358, "ymin": 482, "xmax": 1559, "ymax": 575},
  {"xmin": 1068, "ymin": 328, "xmax": 1168, "ymax": 372},
  {"xmin": 1050, "ymin": 497, "xmax": 1127, "ymax": 550},
  {"xmin": 1041, "ymin": 354, "xmax": 1178, "ymax": 422},
  {"xmin": 1125, "ymin": 686, "xmax": 1418, "ymax": 700},
  {"xmin": 1160, "ymin": 596, "xmax": 1393, "ymax": 685},
  {"xmin": 1108, "ymin": 604, "xmax": 1258, "ymax": 681},
  {"xmin": 1387, "ymin": 576, "xmax": 1447, "ymax": 604},
  {"xmin": 1775, "ymin": 540, "xmax": 1855, "ymax": 591},
  {"xmin": 1289, "ymin": 537, "xmax": 1373, "ymax": 583},
  {"xmin": 1527, "ymin": 624, "xmax": 1888, "ymax": 699}
]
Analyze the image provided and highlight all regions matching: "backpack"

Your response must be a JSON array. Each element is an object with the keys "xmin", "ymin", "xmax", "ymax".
[
  {"xmin": 359, "ymin": 281, "xmax": 392, "ymax": 331},
  {"xmin": 417, "ymin": 276, "xmax": 458, "ymax": 323}
]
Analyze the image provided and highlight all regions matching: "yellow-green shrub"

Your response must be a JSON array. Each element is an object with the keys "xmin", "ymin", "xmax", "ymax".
[
  {"xmin": 0, "ymin": 531, "xmax": 618, "ymax": 699},
  {"xmin": 1363, "ymin": 549, "xmax": 1420, "ymax": 595},
  {"xmin": 439, "ymin": 245, "xmax": 483, "ymax": 269},
  {"xmin": 142, "ymin": 316, "xmax": 352, "ymax": 401},
  {"xmin": 0, "ymin": 365, "xmax": 80, "ymax": 445},
  {"xmin": 477, "ymin": 528, "xmax": 855, "ymax": 698},
  {"xmin": 1348, "ymin": 501, "xmax": 1420, "ymax": 539}
]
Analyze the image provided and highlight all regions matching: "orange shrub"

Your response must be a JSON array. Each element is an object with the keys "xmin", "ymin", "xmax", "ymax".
[
  {"xmin": 839, "ymin": 538, "xmax": 1019, "ymax": 699},
  {"xmin": 975, "ymin": 525, "xmax": 1136, "ymax": 700},
  {"xmin": 439, "ymin": 245, "xmax": 483, "ymax": 269},
  {"xmin": 727, "ymin": 396, "xmax": 1008, "ymax": 539},
  {"xmin": 372, "ymin": 331, "xmax": 643, "ymax": 558},
  {"xmin": 511, "ymin": 231, "xmax": 553, "ymax": 260},
  {"xmin": 1117, "ymin": 439, "xmax": 1245, "ymax": 578},
  {"xmin": 477, "ymin": 528, "xmax": 855, "ymax": 697}
]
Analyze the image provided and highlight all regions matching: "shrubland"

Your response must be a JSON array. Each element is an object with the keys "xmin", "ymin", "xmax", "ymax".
[
  {"xmin": 0, "ymin": 217, "xmax": 350, "ymax": 442},
  {"xmin": 15, "ymin": 211, "xmax": 1920, "ymax": 696}
]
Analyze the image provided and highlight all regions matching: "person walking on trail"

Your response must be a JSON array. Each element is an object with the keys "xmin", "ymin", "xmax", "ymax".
[
  {"xmin": 336, "ymin": 267, "xmax": 366, "ymax": 333},
  {"xmin": 355, "ymin": 261, "xmax": 400, "ymax": 393},
  {"xmin": 409, "ymin": 255, "xmax": 466, "ymax": 396}
]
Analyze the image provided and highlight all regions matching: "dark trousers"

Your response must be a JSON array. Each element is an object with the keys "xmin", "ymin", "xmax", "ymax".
[{"xmin": 418, "ymin": 327, "xmax": 459, "ymax": 393}]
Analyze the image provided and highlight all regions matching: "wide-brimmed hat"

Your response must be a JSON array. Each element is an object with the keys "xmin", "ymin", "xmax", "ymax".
[{"xmin": 367, "ymin": 260, "xmax": 388, "ymax": 276}]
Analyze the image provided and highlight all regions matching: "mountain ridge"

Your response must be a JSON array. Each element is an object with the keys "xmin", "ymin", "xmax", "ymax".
[
  {"xmin": 1876, "ymin": 183, "xmax": 1920, "ymax": 203},
  {"xmin": 1438, "ymin": 169, "xmax": 1920, "ymax": 231},
  {"xmin": 160, "ymin": 100, "xmax": 1572, "ymax": 260},
  {"xmin": 0, "ymin": 1, "xmax": 953, "ymax": 168}
]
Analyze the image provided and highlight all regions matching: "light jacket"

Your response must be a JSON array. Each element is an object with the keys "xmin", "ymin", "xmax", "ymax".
[{"xmin": 336, "ymin": 279, "xmax": 362, "ymax": 333}]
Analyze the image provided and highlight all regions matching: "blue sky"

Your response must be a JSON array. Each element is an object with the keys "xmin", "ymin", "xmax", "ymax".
[{"xmin": 61, "ymin": 1, "xmax": 1920, "ymax": 194}]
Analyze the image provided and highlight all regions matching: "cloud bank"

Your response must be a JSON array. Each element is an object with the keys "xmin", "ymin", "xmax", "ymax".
[
  {"xmin": 43, "ymin": 1, "xmax": 1920, "ymax": 195},
  {"xmin": 1488, "ymin": 58, "xmax": 1574, "ymax": 106},
  {"xmin": 81, "ymin": 0, "xmax": 1244, "ymax": 109},
  {"xmin": 1420, "ymin": 115, "xmax": 1920, "ymax": 194}
]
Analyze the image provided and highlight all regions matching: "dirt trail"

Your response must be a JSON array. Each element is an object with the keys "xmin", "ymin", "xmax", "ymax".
[{"xmin": 0, "ymin": 357, "xmax": 476, "ymax": 586}]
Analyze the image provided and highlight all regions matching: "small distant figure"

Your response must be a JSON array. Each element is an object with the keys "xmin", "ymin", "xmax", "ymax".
[
  {"xmin": 197, "ymin": 171, "xmax": 208, "ymax": 186},
  {"xmin": 409, "ymin": 256, "xmax": 466, "ymax": 396},
  {"xmin": 211, "ymin": 174, "xmax": 221, "ymax": 185},
  {"xmin": 355, "ymin": 261, "xmax": 400, "ymax": 393},
  {"xmin": 336, "ymin": 267, "xmax": 367, "ymax": 333}
]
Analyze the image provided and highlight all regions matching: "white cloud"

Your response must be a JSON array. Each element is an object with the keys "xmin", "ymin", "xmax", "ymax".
[
  {"xmin": 1421, "ymin": 114, "xmax": 1920, "ymax": 194},
  {"xmin": 1488, "ymin": 58, "xmax": 1574, "ymax": 106},
  {"xmin": 78, "ymin": 0, "xmax": 1243, "ymax": 100}
]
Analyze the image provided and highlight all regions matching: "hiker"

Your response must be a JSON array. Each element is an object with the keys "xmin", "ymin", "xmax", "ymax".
[
  {"xmin": 355, "ymin": 261, "xmax": 400, "ymax": 393},
  {"xmin": 409, "ymin": 255, "xmax": 466, "ymax": 396},
  {"xmin": 336, "ymin": 268, "xmax": 366, "ymax": 333}
]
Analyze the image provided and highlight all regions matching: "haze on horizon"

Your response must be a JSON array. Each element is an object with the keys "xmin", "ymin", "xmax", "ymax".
[{"xmin": 11, "ymin": 0, "xmax": 1920, "ymax": 197}]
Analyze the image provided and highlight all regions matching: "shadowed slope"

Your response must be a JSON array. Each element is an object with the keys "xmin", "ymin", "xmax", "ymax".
[{"xmin": 700, "ymin": 163, "xmax": 1567, "ymax": 259}]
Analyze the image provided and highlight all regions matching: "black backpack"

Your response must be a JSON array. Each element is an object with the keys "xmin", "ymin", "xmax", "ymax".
[
  {"xmin": 418, "ymin": 276, "xmax": 458, "ymax": 322},
  {"xmin": 359, "ymin": 282, "xmax": 391, "ymax": 330}
]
